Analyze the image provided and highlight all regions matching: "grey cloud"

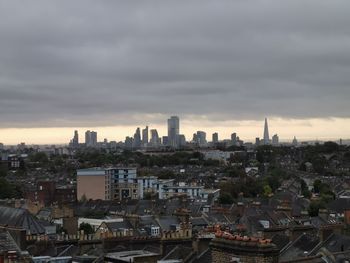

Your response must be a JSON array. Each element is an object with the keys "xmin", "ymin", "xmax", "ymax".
[{"xmin": 0, "ymin": 0, "xmax": 350, "ymax": 128}]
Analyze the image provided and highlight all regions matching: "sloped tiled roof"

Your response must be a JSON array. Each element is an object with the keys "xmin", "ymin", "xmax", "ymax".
[
  {"xmin": 0, "ymin": 230, "xmax": 20, "ymax": 253},
  {"xmin": 280, "ymin": 233, "xmax": 320, "ymax": 261},
  {"xmin": 0, "ymin": 206, "xmax": 45, "ymax": 235}
]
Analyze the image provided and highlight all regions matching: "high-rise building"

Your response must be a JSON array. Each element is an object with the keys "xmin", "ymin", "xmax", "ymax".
[
  {"xmin": 150, "ymin": 129, "xmax": 160, "ymax": 147},
  {"xmin": 192, "ymin": 133, "xmax": 198, "ymax": 143},
  {"xmin": 133, "ymin": 127, "xmax": 141, "ymax": 148},
  {"xmin": 212, "ymin": 132, "xmax": 219, "ymax": 143},
  {"xmin": 162, "ymin": 136, "xmax": 168, "ymax": 146},
  {"xmin": 196, "ymin": 131, "xmax": 207, "ymax": 146},
  {"xmin": 90, "ymin": 131, "xmax": 97, "ymax": 146},
  {"xmin": 70, "ymin": 130, "xmax": 79, "ymax": 148},
  {"xmin": 263, "ymin": 118, "xmax": 270, "ymax": 145},
  {"xmin": 85, "ymin": 130, "xmax": 97, "ymax": 147},
  {"xmin": 85, "ymin": 130, "xmax": 91, "ymax": 146},
  {"xmin": 167, "ymin": 116, "xmax": 180, "ymax": 148},
  {"xmin": 125, "ymin": 136, "xmax": 133, "ymax": 149},
  {"xmin": 272, "ymin": 134, "xmax": 279, "ymax": 146},
  {"xmin": 231, "ymin": 133, "xmax": 237, "ymax": 144},
  {"xmin": 142, "ymin": 126, "xmax": 149, "ymax": 146},
  {"xmin": 178, "ymin": 134, "xmax": 186, "ymax": 147}
]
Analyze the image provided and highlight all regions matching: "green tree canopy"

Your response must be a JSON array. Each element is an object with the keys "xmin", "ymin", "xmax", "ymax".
[{"xmin": 79, "ymin": 223, "xmax": 94, "ymax": 235}]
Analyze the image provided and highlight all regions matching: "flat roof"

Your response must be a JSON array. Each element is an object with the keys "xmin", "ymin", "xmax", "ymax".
[
  {"xmin": 165, "ymin": 186, "xmax": 204, "ymax": 189},
  {"xmin": 77, "ymin": 167, "xmax": 136, "ymax": 172},
  {"xmin": 77, "ymin": 167, "xmax": 137, "ymax": 176},
  {"xmin": 105, "ymin": 250, "xmax": 159, "ymax": 262}
]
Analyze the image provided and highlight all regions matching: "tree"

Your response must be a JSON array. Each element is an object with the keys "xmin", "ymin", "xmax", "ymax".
[
  {"xmin": 308, "ymin": 201, "xmax": 325, "ymax": 217},
  {"xmin": 0, "ymin": 178, "xmax": 13, "ymax": 199},
  {"xmin": 263, "ymin": 185, "xmax": 272, "ymax": 197},
  {"xmin": 0, "ymin": 165, "xmax": 7, "ymax": 177},
  {"xmin": 313, "ymin": 179, "xmax": 322, "ymax": 193},
  {"xmin": 218, "ymin": 193, "xmax": 234, "ymax": 204},
  {"xmin": 29, "ymin": 152, "xmax": 49, "ymax": 164},
  {"xmin": 300, "ymin": 179, "xmax": 311, "ymax": 199},
  {"xmin": 323, "ymin": 141, "xmax": 339, "ymax": 153},
  {"xmin": 79, "ymin": 223, "xmax": 94, "ymax": 235}
]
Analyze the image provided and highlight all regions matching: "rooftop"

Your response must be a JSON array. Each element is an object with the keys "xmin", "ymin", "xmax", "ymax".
[{"xmin": 104, "ymin": 250, "xmax": 159, "ymax": 262}]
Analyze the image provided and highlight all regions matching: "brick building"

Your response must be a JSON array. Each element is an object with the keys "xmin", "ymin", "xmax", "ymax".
[{"xmin": 210, "ymin": 234, "xmax": 279, "ymax": 263}]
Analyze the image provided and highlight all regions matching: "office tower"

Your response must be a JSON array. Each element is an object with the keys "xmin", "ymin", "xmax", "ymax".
[
  {"xmin": 192, "ymin": 133, "xmax": 198, "ymax": 143},
  {"xmin": 85, "ymin": 130, "xmax": 97, "ymax": 147},
  {"xmin": 85, "ymin": 130, "xmax": 91, "ymax": 146},
  {"xmin": 125, "ymin": 136, "xmax": 133, "ymax": 149},
  {"xmin": 272, "ymin": 134, "xmax": 279, "ymax": 146},
  {"xmin": 70, "ymin": 130, "xmax": 79, "ymax": 147},
  {"xmin": 263, "ymin": 118, "xmax": 270, "ymax": 145},
  {"xmin": 133, "ymin": 127, "xmax": 141, "ymax": 148},
  {"xmin": 142, "ymin": 126, "xmax": 149, "ymax": 146},
  {"xmin": 196, "ymin": 131, "xmax": 207, "ymax": 146},
  {"xmin": 212, "ymin": 133, "xmax": 219, "ymax": 143},
  {"xmin": 162, "ymin": 136, "xmax": 168, "ymax": 146},
  {"xmin": 90, "ymin": 131, "xmax": 97, "ymax": 146},
  {"xmin": 167, "ymin": 116, "xmax": 180, "ymax": 148},
  {"xmin": 150, "ymin": 129, "xmax": 160, "ymax": 147},
  {"xmin": 178, "ymin": 134, "xmax": 186, "ymax": 147},
  {"xmin": 73, "ymin": 130, "xmax": 79, "ymax": 145},
  {"xmin": 231, "ymin": 133, "xmax": 237, "ymax": 144}
]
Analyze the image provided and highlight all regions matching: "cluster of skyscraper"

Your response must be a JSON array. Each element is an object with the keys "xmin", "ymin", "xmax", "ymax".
[
  {"xmin": 69, "ymin": 130, "xmax": 98, "ymax": 148},
  {"xmin": 124, "ymin": 116, "xmax": 186, "ymax": 149},
  {"xmin": 69, "ymin": 117, "xmax": 297, "ymax": 149}
]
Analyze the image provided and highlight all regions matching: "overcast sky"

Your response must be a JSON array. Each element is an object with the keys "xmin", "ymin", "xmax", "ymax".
[{"xmin": 0, "ymin": 0, "xmax": 350, "ymax": 143}]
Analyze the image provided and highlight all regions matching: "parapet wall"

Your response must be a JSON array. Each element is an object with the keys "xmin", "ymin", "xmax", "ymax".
[{"xmin": 210, "ymin": 232, "xmax": 279, "ymax": 263}]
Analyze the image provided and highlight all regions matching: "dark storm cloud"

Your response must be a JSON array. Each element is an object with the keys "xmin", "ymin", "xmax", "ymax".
[{"xmin": 0, "ymin": 0, "xmax": 350, "ymax": 128}]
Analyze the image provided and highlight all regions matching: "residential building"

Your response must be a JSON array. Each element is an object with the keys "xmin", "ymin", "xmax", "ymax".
[
  {"xmin": 202, "ymin": 150, "xmax": 234, "ymax": 162},
  {"xmin": 77, "ymin": 168, "xmax": 154, "ymax": 201},
  {"xmin": 77, "ymin": 168, "xmax": 142, "ymax": 200},
  {"xmin": 153, "ymin": 180, "xmax": 204, "ymax": 200}
]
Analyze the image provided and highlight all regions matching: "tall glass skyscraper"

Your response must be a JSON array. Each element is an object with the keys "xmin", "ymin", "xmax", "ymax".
[{"xmin": 167, "ymin": 116, "xmax": 179, "ymax": 148}]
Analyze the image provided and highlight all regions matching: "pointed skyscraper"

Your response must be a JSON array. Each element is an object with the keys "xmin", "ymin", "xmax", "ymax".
[{"xmin": 263, "ymin": 118, "xmax": 270, "ymax": 145}]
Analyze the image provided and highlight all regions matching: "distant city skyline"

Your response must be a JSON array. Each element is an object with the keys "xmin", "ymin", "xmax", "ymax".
[{"xmin": 0, "ymin": 117, "xmax": 348, "ymax": 145}]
